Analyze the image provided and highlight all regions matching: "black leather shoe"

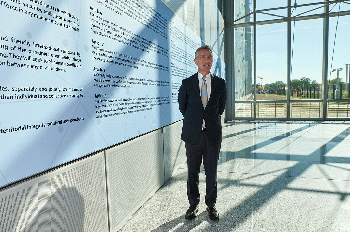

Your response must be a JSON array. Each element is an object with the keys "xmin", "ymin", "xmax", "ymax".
[
  {"xmin": 207, "ymin": 207, "xmax": 219, "ymax": 221},
  {"xmin": 185, "ymin": 205, "xmax": 198, "ymax": 220}
]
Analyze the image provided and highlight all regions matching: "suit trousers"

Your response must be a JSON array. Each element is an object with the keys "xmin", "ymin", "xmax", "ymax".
[{"xmin": 186, "ymin": 130, "xmax": 219, "ymax": 208}]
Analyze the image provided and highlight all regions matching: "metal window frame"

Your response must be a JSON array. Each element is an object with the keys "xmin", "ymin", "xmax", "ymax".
[{"xmin": 228, "ymin": 0, "xmax": 350, "ymax": 121}]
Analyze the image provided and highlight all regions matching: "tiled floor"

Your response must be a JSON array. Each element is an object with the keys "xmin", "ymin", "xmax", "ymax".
[{"xmin": 120, "ymin": 121, "xmax": 350, "ymax": 231}]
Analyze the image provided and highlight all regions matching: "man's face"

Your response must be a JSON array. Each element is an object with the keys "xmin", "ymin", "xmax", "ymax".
[{"xmin": 194, "ymin": 49, "xmax": 213, "ymax": 75}]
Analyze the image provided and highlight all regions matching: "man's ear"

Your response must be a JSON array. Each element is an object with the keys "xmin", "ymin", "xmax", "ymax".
[{"xmin": 194, "ymin": 58, "xmax": 198, "ymax": 65}]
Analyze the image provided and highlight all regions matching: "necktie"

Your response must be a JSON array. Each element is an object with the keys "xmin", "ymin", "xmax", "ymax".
[
  {"xmin": 201, "ymin": 77, "xmax": 207, "ymax": 129},
  {"xmin": 201, "ymin": 77, "xmax": 208, "ymax": 108}
]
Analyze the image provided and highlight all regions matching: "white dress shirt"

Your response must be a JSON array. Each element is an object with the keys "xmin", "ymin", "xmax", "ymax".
[{"xmin": 198, "ymin": 72, "xmax": 212, "ymax": 101}]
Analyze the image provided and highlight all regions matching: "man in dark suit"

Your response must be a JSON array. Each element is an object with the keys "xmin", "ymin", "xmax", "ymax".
[{"xmin": 178, "ymin": 45, "xmax": 226, "ymax": 221}]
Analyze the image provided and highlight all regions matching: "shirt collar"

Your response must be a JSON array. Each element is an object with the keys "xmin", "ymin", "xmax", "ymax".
[{"xmin": 198, "ymin": 72, "xmax": 211, "ymax": 81}]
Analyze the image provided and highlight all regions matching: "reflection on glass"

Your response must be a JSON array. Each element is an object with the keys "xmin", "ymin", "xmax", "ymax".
[
  {"xmin": 234, "ymin": 26, "xmax": 253, "ymax": 101},
  {"xmin": 291, "ymin": 101, "xmax": 322, "ymax": 118},
  {"xmin": 234, "ymin": 0, "xmax": 253, "ymax": 24},
  {"xmin": 235, "ymin": 102, "xmax": 254, "ymax": 118},
  {"xmin": 257, "ymin": 102, "xmax": 287, "ymax": 118},
  {"xmin": 234, "ymin": 25, "xmax": 254, "ymax": 118}
]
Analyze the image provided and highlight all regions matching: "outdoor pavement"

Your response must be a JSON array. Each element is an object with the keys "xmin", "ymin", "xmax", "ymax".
[{"xmin": 120, "ymin": 121, "xmax": 350, "ymax": 232}]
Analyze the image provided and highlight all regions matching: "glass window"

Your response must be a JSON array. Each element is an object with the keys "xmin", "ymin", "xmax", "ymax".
[
  {"xmin": 327, "ymin": 14, "xmax": 350, "ymax": 118},
  {"xmin": 256, "ymin": 0, "xmax": 287, "ymax": 22},
  {"xmin": 234, "ymin": 26, "xmax": 254, "ymax": 118},
  {"xmin": 328, "ymin": 15, "xmax": 350, "ymax": 100},
  {"xmin": 256, "ymin": 0, "xmax": 287, "ymax": 10},
  {"xmin": 256, "ymin": 8, "xmax": 287, "ymax": 22},
  {"xmin": 329, "ymin": 1, "xmax": 350, "ymax": 14},
  {"xmin": 234, "ymin": 0, "xmax": 350, "ymax": 120},
  {"xmin": 234, "ymin": 0, "xmax": 253, "ymax": 24},
  {"xmin": 256, "ymin": 23, "xmax": 287, "ymax": 100},
  {"xmin": 234, "ymin": 26, "xmax": 254, "ymax": 100},
  {"xmin": 292, "ymin": 0, "xmax": 325, "ymax": 17},
  {"xmin": 290, "ymin": 18, "xmax": 323, "ymax": 100}
]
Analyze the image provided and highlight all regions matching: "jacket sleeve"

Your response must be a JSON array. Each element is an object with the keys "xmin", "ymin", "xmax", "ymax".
[
  {"xmin": 219, "ymin": 79, "xmax": 226, "ymax": 115},
  {"xmin": 178, "ymin": 79, "xmax": 187, "ymax": 117}
]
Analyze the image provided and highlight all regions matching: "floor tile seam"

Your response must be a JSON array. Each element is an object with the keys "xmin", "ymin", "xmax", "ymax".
[
  {"xmin": 215, "ymin": 174, "xmax": 350, "ymax": 196},
  {"xmin": 221, "ymin": 133, "xmax": 256, "ymax": 145},
  {"xmin": 222, "ymin": 131, "xmax": 256, "ymax": 138},
  {"xmin": 216, "ymin": 169, "xmax": 350, "ymax": 182},
  {"xmin": 222, "ymin": 132, "xmax": 341, "ymax": 140},
  {"xmin": 217, "ymin": 155, "xmax": 330, "ymax": 162}
]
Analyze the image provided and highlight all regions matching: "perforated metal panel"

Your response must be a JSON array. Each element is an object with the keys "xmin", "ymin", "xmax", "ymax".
[
  {"xmin": 0, "ymin": 152, "xmax": 108, "ymax": 232},
  {"xmin": 106, "ymin": 129, "xmax": 164, "ymax": 231},
  {"xmin": 164, "ymin": 121, "xmax": 187, "ymax": 180}
]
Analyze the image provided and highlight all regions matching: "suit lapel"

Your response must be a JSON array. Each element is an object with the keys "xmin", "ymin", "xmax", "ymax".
[
  {"xmin": 189, "ymin": 74, "xmax": 202, "ymax": 103},
  {"xmin": 207, "ymin": 74, "xmax": 217, "ymax": 106},
  {"xmin": 191, "ymin": 73, "xmax": 200, "ymax": 92},
  {"xmin": 210, "ymin": 74, "xmax": 217, "ymax": 97}
]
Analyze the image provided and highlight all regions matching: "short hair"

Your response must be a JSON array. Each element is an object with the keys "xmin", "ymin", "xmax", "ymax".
[{"xmin": 195, "ymin": 45, "xmax": 212, "ymax": 59}]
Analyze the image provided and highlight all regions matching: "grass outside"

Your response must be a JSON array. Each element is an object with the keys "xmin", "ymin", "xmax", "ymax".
[
  {"xmin": 256, "ymin": 94, "xmax": 323, "ymax": 101},
  {"xmin": 236, "ymin": 94, "xmax": 350, "ymax": 118}
]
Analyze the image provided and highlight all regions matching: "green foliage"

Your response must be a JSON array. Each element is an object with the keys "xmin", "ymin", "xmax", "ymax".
[
  {"xmin": 265, "ymin": 77, "xmax": 321, "ymax": 97},
  {"xmin": 328, "ymin": 77, "xmax": 345, "ymax": 86}
]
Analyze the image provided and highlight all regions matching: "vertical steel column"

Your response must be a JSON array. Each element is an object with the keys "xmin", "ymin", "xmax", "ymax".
[
  {"xmin": 287, "ymin": 0, "xmax": 292, "ymax": 120},
  {"xmin": 200, "ymin": 0, "xmax": 205, "ymax": 45},
  {"xmin": 346, "ymin": 64, "xmax": 350, "ymax": 98},
  {"xmin": 253, "ymin": 0, "xmax": 257, "ymax": 119},
  {"xmin": 224, "ymin": 0, "xmax": 235, "ymax": 121},
  {"xmin": 322, "ymin": 0, "xmax": 329, "ymax": 119}
]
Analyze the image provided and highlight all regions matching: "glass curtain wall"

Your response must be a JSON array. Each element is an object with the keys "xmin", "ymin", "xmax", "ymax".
[
  {"xmin": 327, "ymin": 14, "xmax": 350, "ymax": 118},
  {"xmin": 256, "ymin": 23, "xmax": 287, "ymax": 119},
  {"xmin": 290, "ymin": 18, "xmax": 323, "ymax": 119},
  {"xmin": 233, "ymin": 0, "xmax": 350, "ymax": 120},
  {"xmin": 234, "ymin": 0, "xmax": 254, "ymax": 118},
  {"xmin": 234, "ymin": 26, "xmax": 254, "ymax": 118}
]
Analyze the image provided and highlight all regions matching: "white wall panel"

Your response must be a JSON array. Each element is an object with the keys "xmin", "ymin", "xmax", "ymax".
[
  {"xmin": 164, "ymin": 121, "xmax": 186, "ymax": 180},
  {"xmin": 0, "ymin": 152, "xmax": 108, "ymax": 232},
  {"xmin": 105, "ymin": 129, "xmax": 164, "ymax": 231}
]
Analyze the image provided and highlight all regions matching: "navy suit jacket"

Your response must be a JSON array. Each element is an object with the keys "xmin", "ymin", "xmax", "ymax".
[{"xmin": 178, "ymin": 73, "xmax": 226, "ymax": 146}]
